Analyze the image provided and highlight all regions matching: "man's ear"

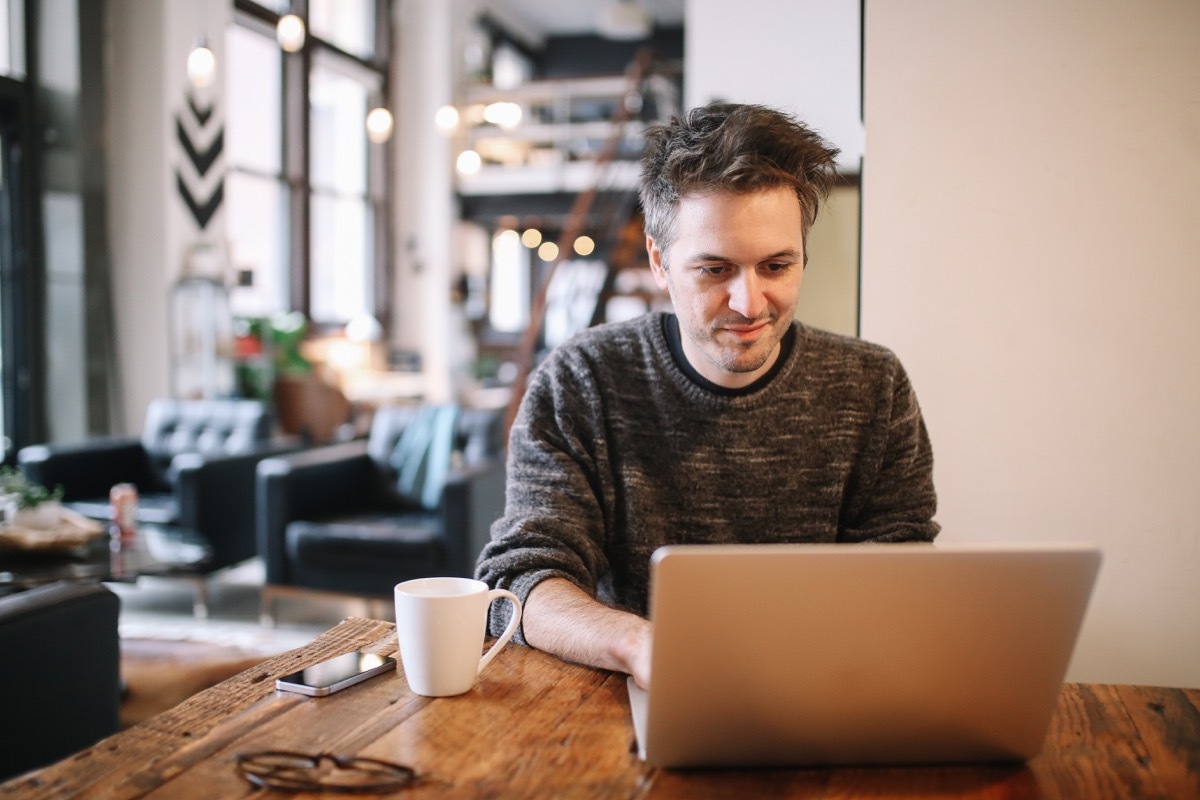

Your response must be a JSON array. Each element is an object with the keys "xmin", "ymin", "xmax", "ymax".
[{"xmin": 647, "ymin": 236, "xmax": 669, "ymax": 291}]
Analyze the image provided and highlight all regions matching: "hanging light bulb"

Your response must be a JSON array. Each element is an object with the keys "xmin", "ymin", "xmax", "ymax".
[
  {"xmin": 187, "ymin": 38, "xmax": 216, "ymax": 88},
  {"xmin": 366, "ymin": 107, "xmax": 394, "ymax": 143},
  {"xmin": 277, "ymin": 14, "xmax": 306, "ymax": 52}
]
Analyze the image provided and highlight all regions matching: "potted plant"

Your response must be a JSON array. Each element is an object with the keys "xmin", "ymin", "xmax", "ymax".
[{"xmin": 0, "ymin": 467, "xmax": 65, "ymax": 529}]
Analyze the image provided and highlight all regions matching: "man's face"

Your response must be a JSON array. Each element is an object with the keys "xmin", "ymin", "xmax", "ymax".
[{"xmin": 647, "ymin": 187, "xmax": 805, "ymax": 389}]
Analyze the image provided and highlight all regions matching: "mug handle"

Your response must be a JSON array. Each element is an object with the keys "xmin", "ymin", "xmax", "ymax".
[{"xmin": 477, "ymin": 589, "xmax": 522, "ymax": 674}]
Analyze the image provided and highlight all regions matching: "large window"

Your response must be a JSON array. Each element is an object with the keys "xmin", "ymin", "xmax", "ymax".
[
  {"xmin": 0, "ymin": 89, "xmax": 24, "ymax": 459},
  {"xmin": 226, "ymin": 19, "xmax": 287, "ymax": 316},
  {"xmin": 227, "ymin": 0, "xmax": 391, "ymax": 329},
  {"xmin": 0, "ymin": 0, "xmax": 24, "ymax": 79}
]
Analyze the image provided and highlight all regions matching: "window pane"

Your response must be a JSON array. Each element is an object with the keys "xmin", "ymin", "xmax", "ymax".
[
  {"xmin": 43, "ymin": 191, "xmax": 86, "ymax": 441},
  {"xmin": 310, "ymin": 192, "xmax": 371, "ymax": 323},
  {"xmin": 227, "ymin": 172, "xmax": 289, "ymax": 316},
  {"xmin": 227, "ymin": 24, "xmax": 281, "ymax": 174},
  {"xmin": 0, "ymin": 0, "xmax": 25, "ymax": 79},
  {"xmin": 310, "ymin": 0, "xmax": 375, "ymax": 60},
  {"xmin": 489, "ymin": 230, "xmax": 530, "ymax": 333},
  {"xmin": 0, "ymin": 126, "xmax": 8, "ymax": 452},
  {"xmin": 310, "ymin": 61, "xmax": 369, "ymax": 194},
  {"xmin": 250, "ymin": 0, "xmax": 289, "ymax": 13}
]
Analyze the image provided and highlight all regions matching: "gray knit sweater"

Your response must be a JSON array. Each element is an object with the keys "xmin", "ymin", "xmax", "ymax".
[{"xmin": 475, "ymin": 313, "xmax": 938, "ymax": 640}]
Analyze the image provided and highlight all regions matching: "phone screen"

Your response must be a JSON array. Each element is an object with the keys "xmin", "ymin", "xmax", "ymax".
[{"xmin": 277, "ymin": 651, "xmax": 396, "ymax": 696}]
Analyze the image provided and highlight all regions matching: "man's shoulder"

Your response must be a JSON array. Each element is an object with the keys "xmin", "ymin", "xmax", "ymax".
[
  {"xmin": 799, "ymin": 323, "xmax": 894, "ymax": 355},
  {"xmin": 530, "ymin": 314, "xmax": 664, "ymax": 388},
  {"xmin": 569, "ymin": 313, "xmax": 660, "ymax": 348},
  {"xmin": 548, "ymin": 314, "xmax": 662, "ymax": 365},
  {"xmin": 796, "ymin": 324, "xmax": 906, "ymax": 376}
]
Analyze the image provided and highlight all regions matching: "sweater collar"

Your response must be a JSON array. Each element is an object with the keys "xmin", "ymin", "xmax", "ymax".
[{"xmin": 661, "ymin": 313, "xmax": 797, "ymax": 397}]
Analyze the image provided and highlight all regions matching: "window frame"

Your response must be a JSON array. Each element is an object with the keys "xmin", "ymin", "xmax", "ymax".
[{"xmin": 231, "ymin": 0, "xmax": 393, "ymax": 333}]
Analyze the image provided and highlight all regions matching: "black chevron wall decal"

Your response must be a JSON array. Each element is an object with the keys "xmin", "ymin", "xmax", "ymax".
[
  {"xmin": 177, "ymin": 173, "xmax": 224, "ymax": 230},
  {"xmin": 175, "ymin": 91, "xmax": 224, "ymax": 230},
  {"xmin": 188, "ymin": 95, "xmax": 214, "ymax": 126},
  {"xmin": 177, "ymin": 119, "xmax": 223, "ymax": 177}
]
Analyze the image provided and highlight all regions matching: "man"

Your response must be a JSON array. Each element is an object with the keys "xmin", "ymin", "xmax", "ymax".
[{"xmin": 475, "ymin": 103, "xmax": 938, "ymax": 689}]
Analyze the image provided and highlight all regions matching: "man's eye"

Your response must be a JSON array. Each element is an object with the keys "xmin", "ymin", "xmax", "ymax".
[
  {"xmin": 765, "ymin": 262, "xmax": 793, "ymax": 273},
  {"xmin": 699, "ymin": 265, "xmax": 728, "ymax": 276}
]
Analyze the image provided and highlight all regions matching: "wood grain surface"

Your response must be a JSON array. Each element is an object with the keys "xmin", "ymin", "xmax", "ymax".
[{"xmin": 3, "ymin": 617, "xmax": 1197, "ymax": 799}]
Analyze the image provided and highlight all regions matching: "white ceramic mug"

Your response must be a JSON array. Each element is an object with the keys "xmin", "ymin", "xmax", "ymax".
[{"xmin": 393, "ymin": 577, "xmax": 522, "ymax": 697}]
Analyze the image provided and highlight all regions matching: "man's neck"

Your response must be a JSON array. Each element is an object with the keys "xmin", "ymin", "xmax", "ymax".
[{"xmin": 661, "ymin": 314, "xmax": 796, "ymax": 396}]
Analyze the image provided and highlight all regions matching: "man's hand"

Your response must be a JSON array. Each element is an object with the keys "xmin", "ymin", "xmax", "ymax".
[{"xmin": 523, "ymin": 578, "xmax": 652, "ymax": 688}]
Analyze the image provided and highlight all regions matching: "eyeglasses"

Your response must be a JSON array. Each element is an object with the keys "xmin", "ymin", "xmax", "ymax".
[{"xmin": 236, "ymin": 751, "xmax": 418, "ymax": 794}]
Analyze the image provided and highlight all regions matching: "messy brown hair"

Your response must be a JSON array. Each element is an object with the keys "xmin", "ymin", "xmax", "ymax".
[{"xmin": 639, "ymin": 103, "xmax": 840, "ymax": 259}]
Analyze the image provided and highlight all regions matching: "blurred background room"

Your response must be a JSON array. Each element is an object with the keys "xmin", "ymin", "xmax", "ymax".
[{"xmin": 0, "ymin": 2, "xmax": 1195, "ymax": 748}]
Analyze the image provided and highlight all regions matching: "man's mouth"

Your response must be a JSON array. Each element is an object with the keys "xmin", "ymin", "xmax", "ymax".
[{"xmin": 720, "ymin": 317, "xmax": 772, "ymax": 342}]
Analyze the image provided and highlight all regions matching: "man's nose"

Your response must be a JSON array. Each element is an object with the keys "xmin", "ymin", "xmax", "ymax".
[{"xmin": 727, "ymin": 269, "xmax": 766, "ymax": 318}]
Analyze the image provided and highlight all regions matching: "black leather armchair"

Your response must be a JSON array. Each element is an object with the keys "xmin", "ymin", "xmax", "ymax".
[
  {"xmin": 0, "ymin": 582, "xmax": 121, "ymax": 781},
  {"xmin": 256, "ymin": 404, "xmax": 505, "ymax": 624},
  {"xmin": 18, "ymin": 399, "xmax": 293, "ymax": 580}
]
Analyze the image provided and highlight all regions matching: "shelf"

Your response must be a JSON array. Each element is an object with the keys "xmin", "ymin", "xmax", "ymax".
[
  {"xmin": 458, "ymin": 160, "xmax": 643, "ymax": 195},
  {"xmin": 469, "ymin": 119, "xmax": 648, "ymax": 147},
  {"xmin": 464, "ymin": 74, "xmax": 640, "ymax": 105},
  {"xmin": 456, "ymin": 72, "xmax": 679, "ymax": 198}
]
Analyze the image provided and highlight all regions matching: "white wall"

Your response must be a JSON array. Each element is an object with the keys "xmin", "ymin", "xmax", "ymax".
[
  {"xmin": 685, "ymin": 0, "xmax": 864, "ymax": 335},
  {"xmin": 392, "ymin": 0, "xmax": 460, "ymax": 403},
  {"xmin": 106, "ymin": 0, "xmax": 230, "ymax": 433},
  {"xmin": 105, "ymin": 0, "xmax": 169, "ymax": 432},
  {"xmin": 861, "ymin": 0, "xmax": 1200, "ymax": 687},
  {"xmin": 685, "ymin": 0, "xmax": 863, "ymax": 172}
]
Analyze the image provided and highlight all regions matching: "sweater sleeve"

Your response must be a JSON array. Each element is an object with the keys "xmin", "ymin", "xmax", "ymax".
[
  {"xmin": 838, "ymin": 355, "xmax": 939, "ymax": 543},
  {"xmin": 474, "ymin": 352, "xmax": 613, "ymax": 642}
]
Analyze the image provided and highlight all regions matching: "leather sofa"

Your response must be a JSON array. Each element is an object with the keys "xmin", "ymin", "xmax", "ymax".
[
  {"xmin": 18, "ymin": 399, "xmax": 296, "ymax": 580},
  {"xmin": 0, "ymin": 582, "xmax": 121, "ymax": 781},
  {"xmin": 256, "ymin": 404, "xmax": 505, "ymax": 623}
]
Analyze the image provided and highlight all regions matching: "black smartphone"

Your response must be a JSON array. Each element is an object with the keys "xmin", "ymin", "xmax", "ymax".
[{"xmin": 276, "ymin": 651, "xmax": 396, "ymax": 697}]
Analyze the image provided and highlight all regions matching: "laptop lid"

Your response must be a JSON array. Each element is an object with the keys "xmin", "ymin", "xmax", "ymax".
[{"xmin": 630, "ymin": 542, "xmax": 1101, "ymax": 768}]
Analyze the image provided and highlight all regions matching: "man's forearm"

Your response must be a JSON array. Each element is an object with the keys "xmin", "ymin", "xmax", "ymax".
[{"xmin": 523, "ymin": 577, "xmax": 652, "ymax": 688}]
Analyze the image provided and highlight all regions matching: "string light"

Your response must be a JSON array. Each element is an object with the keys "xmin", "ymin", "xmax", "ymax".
[
  {"xmin": 493, "ymin": 229, "xmax": 520, "ymax": 249},
  {"xmin": 574, "ymin": 236, "xmax": 596, "ymax": 256}
]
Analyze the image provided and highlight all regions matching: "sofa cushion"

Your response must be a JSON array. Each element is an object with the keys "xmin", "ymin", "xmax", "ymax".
[
  {"xmin": 141, "ymin": 399, "xmax": 269, "ymax": 460},
  {"xmin": 287, "ymin": 513, "xmax": 443, "ymax": 570},
  {"xmin": 384, "ymin": 405, "xmax": 460, "ymax": 511},
  {"xmin": 285, "ymin": 513, "xmax": 446, "ymax": 596}
]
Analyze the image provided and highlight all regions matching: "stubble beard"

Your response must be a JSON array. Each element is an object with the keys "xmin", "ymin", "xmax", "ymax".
[{"xmin": 703, "ymin": 312, "xmax": 784, "ymax": 374}]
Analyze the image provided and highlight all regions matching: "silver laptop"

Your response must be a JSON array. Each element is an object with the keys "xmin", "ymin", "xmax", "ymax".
[{"xmin": 628, "ymin": 542, "xmax": 1101, "ymax": 768}]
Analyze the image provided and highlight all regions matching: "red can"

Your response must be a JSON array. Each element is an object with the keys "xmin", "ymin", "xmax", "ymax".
[{"xmin": 110, "ymin": 483, "xmax": 139, "ymax": 540}]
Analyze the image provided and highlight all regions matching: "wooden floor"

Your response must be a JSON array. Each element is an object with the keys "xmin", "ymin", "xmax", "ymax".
[
  {"xmin": 112, "ymin": 558, "xmax": 363, "ymax": 727},
  {"xmin": 119, "ymin": 638, "xmax": 266, "ymax": 728}
]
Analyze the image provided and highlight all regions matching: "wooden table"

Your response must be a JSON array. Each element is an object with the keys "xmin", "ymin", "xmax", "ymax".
[{"xmin": 3, "ymin": 618, "xmax": 1197, "ymax": 798}]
